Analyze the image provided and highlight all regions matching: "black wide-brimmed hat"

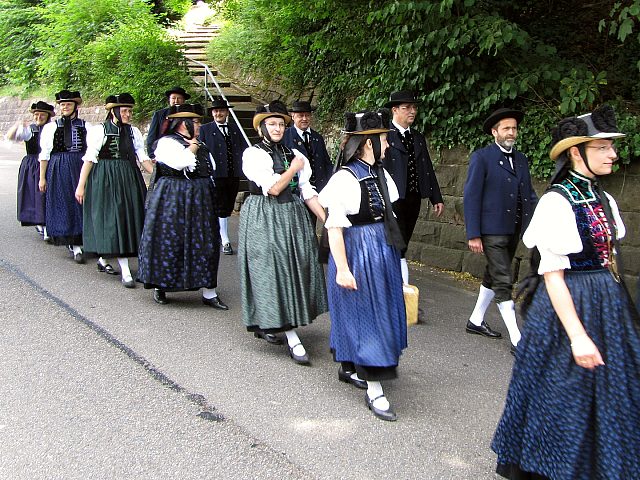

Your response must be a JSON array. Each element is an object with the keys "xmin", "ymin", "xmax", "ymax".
[
  {"xmin": 210, "ymin": 96, "xmax": 234, "ymax": 110},
  {"xmin": 164, "ymin": 86, "xmax": 191, "ymax": 100},
  {"xmin": 252, "ymin": 100, "xmax": 291, "ymax": 131},
  {"xmin": 384, "ymin": 90, "xmax": 421, "ymax": 108},
  {"xmin": 105, "ymin": 93, "xmax": 135, "ymax": 110},
  {"xmin": 55, "ymin": 90, "xmax": 82, "ymax": 105},
  {"xmin": 550, "ymin": 105, "xmax": 625, "ymax": 160},
  {"xmin": 30, "ymin": 101, "xmax": 55, "ymax": 116},
  {"xmin": 482, "ymin": 107, "xmax": 524, "ymax": 135},
  {"xmin": 289, "ymin": 100, "xmax": 317, "ymax": 113},
  {"xmin": 342, "ymin": 109, "xmax": 391, "ymax": 164},
  {"xmin": 167, "ymin": 103, "xmax": 204, "ymax": 119}
]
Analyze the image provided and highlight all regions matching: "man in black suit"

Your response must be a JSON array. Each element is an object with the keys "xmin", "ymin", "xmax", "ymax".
[
  {"xmin": 198, "ymin": 97, "xmax": 246, "ymax": 255},
  {"xmin": 283, "ymin": 100, "xmax": 333, "ymax": 194},
  {"xmin": 146, "ymin": 86, "xmax": 190, "ymax": 159},
  {"xmin": 383, "ymin": 90, "xmax": 444, "ymax": 285},
  {"xmin": 463, "ymin": 108, "xmax": 538, "ymax": 353}
]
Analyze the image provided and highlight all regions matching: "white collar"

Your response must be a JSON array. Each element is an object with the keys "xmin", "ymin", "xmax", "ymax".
[
  {"xmin": 392, "ymin": 120, "xmax": 410, "ymax": 135},
  {"xmin": 295, "ymin": 126, "xmax": 310, "ymax": 138}
]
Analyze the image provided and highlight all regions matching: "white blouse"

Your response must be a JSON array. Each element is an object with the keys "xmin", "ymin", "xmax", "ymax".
[
  {"xmin": 242, "ymin": 145, "xmax": 317, "ymax": 200},
  {"xmin": 38, "ymin": 119, "xmax": 93, "ymax": 161},
  {"xmin": 153, "ymin": 136, "xmax": 207, "ymax": 171},
  {"xmin": 6, "ymin": 124, "xmax": 33, "ymax": 142},
  {"xmin": 318, "ymin": 166, "xmax": 399, "ymax": 229},
  {"xmin": 523, "ymin": 190, "xmax": 626, "ymax": 274},
  {"xmin": 82, "ymin": 123, "xmax": 148, "ymax": 164}
]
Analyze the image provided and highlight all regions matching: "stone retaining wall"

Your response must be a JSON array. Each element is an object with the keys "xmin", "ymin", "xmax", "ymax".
[{"xmin": 409, "ymin": 145, "xmax": 640, "ymax": 288}]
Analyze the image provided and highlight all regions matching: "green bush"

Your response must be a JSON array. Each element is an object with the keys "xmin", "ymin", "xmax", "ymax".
[
  {"xmin": 210, "ymin": 0, "xmax": 640, "ymax": 178},
  {"xmin": 0, "ymin": 0, "xmax": 42, "ymax": 86},
  {"xmin": 78, "ymin": 26, "xmax": 192, "ymax": 119}
]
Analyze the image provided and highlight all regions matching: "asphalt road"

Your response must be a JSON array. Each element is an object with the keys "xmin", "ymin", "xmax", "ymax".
[{"xmin": 0, "ymin": 140, "xmax": 516, "ymax": 479}]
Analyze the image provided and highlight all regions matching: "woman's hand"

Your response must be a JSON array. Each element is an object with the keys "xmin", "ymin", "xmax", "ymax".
[
  {"xmin": 289, "ymin": 156, "xmax": 305, "ymax": 173},
  {"xmin": 38, "ymin": 178, "xmax": 47, "ymax": 193},
  {"xmin": 75, "ymin": 186, "xmax": 85, "ymax": 205},
  {"xmin": 336, "ymin": 269, "xmax": 357, "ymax": 290},
  {"xmin": 570, "ymin": 333, "xmax": 605, "ymax": 370}
]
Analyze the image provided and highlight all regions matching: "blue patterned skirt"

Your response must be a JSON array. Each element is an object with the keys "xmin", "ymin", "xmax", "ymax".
[
  {"xmin": 238, "ymin": 194, "xmax": 328, "ymax": 331},
  {"xmin": 327, "ymin": 222, "xmax": 407, "ymax": 368},
  {"xmin": 17, "ymin": 153, "xmax": 46, "ymax": 226},
  {"xmin": 137, "ymin": 176, "xmax": 220, "ymax": 291},
  {"xmin": 492, "ymin": 269, "xmax": 640, "ymax": 479},
  {"xmin": 45, "ymin": 151, "xmax": 83, "ymax": 245}
]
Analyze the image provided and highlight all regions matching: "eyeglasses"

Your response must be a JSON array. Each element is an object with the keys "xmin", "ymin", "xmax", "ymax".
[
  {"xmin": 586, "ymin": 144, "xmax": 617, "ymax": 154},
  {"xmin": 265, "ymin": 122, "xmax": 286, "ymax": 129}
]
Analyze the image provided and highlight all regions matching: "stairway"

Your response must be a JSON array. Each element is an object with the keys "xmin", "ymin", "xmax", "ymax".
[{"xmin": 172, "ymin": 25, "xmax": 260, "ymax": 146}]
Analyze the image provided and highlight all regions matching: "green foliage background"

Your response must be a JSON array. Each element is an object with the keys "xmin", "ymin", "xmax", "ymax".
[
  {"xmin": 209, "ymin": 0, "xmax": 640, "ymax": 178},
  {"xmin": 0, "ymin": 0, "xmax": 193, "ymax": 118}
]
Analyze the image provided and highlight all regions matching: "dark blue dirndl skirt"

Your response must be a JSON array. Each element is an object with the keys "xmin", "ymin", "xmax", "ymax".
[
  {"xmin": 17, "ymin": 153, "xmax": 46, "ymax": 226},
  {"xmin": 492, "ymin": 269, "xmax": 640, "ymax": 480},
  {"xmin": 137, "ymin": 175, "xmax": 220, "ymax": 292},
  {"xmin": 45, "ymin": 151, "xmax": 83, "ymax": 245},
  {"xmin": 327, "ymin": 222, "xmax": 407, "ymax": 369}
]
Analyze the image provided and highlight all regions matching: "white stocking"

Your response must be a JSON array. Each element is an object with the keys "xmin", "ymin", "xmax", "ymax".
[
  {"xmin": 400, "ymin": 258, "xmax": 409, "ymax": 285},
  {"xmin": 219, "ymin": 217, "xmax": 229, "ymax": 245},
  {"xmin": 117, "ymin": 258, "xmax": 132, "ymax": 280},
  {"xmin": 497, "ymin": 300, "xmax": 521, "ymax": 346},
  {"xmin": 366, "ymin": 381, "xmax": 390, "ymax": 411},
  {"xmin": 285, "ymin": 330, "xmax": 306, "ymax": 357},
  {"xmin": 469, "ymin": 285, "xmax": 495, "ymax": 326}
]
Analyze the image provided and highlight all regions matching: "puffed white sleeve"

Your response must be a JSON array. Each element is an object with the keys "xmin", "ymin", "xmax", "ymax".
[
  {"xmin": 292, "ymin": 148, "xmax": 319, "ymax": 200},
  {"xmin": 132, "ymin": 126, "xmax": 149, "ymax": 162},
  {"xmin": 318, "ymin": 170, "xmax": 361, "ymax": 229},
  {"xmin": 242, "ymin": 146, "xmax": 280, "ymax": 195},
  {"xmin": 605, "ymin": 192, "xmax": 626, "ymax": 240},
  {"xmin": 522, "ymin": 191, "xmax": 583, "ymax": 274},
  {"xmin": 383, "ymin": 168, "xmax": 399, "ymax": 203},
  {"xmin": 82, "ymin": 124, "xmax": 106, "ymax": 163},
  {"xmin": 154, "ymin": 137, "xmax": 197, "ymax": 171},
  {"xmin": 38, "ymin": 122, "xmax": 56, "ymax": 161},
  {"xmin": 8, "ymin": 125, "xmax": 32, "ymax": 142}
]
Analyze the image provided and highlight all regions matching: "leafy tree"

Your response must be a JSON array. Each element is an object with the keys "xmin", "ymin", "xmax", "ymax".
[{"xmin": 209, "ymin": 0, "xmax": 640, "ymax": 178}]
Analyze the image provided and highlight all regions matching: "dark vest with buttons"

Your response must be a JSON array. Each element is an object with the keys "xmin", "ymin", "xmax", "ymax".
[
  {"xmin": 52, "ymin": 117, "xmax": 87, "ymax": 153},
  {"xmin": 155, "ymin": 134, "xmax": 215, "ymax": 180},
  {"xmin": 25, "ymin": 124, "xmax": 41, "ymax": 155},
  {"xmin": 98, "ymin": 121, "xmax": 133, "ymax": 160},
  {"xmin": 248, "ymin": 141, "xmax": 299, "ymax": 204},
  {"xmin": 550, "ymin": 172, "xmax": 616, "ymax": 272},
  {"xmin": 399, "ymin": 129, "xmax": 419, "ymax": 195},
  {"xmin": 342, "ymin": 160, "xmax": 386, "ymax": 225}
]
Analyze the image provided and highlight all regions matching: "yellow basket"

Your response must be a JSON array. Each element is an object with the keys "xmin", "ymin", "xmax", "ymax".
[{"xmin": 403, "ymin": 284, "xmax": 419, "ymax": 325}]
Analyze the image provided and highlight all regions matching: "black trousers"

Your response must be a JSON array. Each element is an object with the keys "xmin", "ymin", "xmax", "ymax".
[
  {"xmin": 393, "ymin": 191, "xmax": 422, "ymax": 258},
  {"xmin": 215, "ymin": 177, "xmax": 240, "ymax": 218},
  {"xmin": 481, "ymin": 233, "xmax": 520, "ymax": 303}
]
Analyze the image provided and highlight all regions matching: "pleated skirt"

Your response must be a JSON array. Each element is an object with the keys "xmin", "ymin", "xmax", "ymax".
[
  {"xmin": 238, "ymin": 194, "xmax": 328, "ymax": 332},
  {"xmin": 492, "ymin": 269, "xmax": 640, "ymax": 480},
  {"xmin": 137, "ymin": 176, "xmax": 220, "ymax": 291},
  {"xmin": 17, "ymin": 153, "xmax": 45, "ymax": 226},
  {"xmin": 45, "ymin": 151, "xmax": 83, "ymax": 245},
  {"xmin": 327, "ymin": 222, "xmax": 407, "ymax": 368},
  {"xmin": 82, "ymin": 158, "xmax": 146, "ymax": 257}
]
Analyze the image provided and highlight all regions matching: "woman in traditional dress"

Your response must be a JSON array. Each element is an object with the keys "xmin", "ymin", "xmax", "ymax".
[
  {"xmin": 238, "ymin": 100, "xmax": 327, "ymax": 364},
  {"xmin": 318, "ymin": 110, "xmax": 407, "ymax": 421},
  {"xmin": 137, "ymin": 103, "xmax": 227, "ymax": 309},
  {"xmin": 492, "ymin": 105, "xmax": 640, "ymax": 479},
  {"xmin": 6, "ymin": 101, "xmax": 55, "ymax": 239},
  {"xmin": 38, "ymin": 90, "xmax": 90, "ymax": 262},
  {"xmin": 75, "ymin": 93, "xmax": 153, "ymax": 287}
]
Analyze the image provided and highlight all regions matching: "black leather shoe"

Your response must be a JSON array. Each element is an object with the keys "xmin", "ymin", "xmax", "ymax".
[
  {"xmin": 338, "ymin": 367, "xmax": 367, "ymax": 389},
  {"xmin": 365, "ymin": 393, "xmax": 397, "ymax": 422},
  {"xmin": 253, "ymin": 331, "xmax": 283, "ymax": 345},
  {"xmin": 466, "ymin": 320, "xmax": 502, "ymax": 339},
  {"xmin": 288, "ymin": 343, "xmax": 310, "ymax": 365},
  {"xmin": 97, "ymin": 262, "xmax": 118, "ymax": 275},
  {"xmin": 153, "ymin": 289, "xmax": 168, "ymax": 305},
  {"xmin": 73, "ymin": 252, "xmax": 85, "ymax": 264},
  {"xmin": 222, "ymin": 243, "xmax": 233, "ymax": 255},
  {"xmin": 202, "ymin": 296, "xmax": 229, "ymax": 310},
  {"xmin": 121, "ymin": 277, "xmax": 136, "ymax": 288}
]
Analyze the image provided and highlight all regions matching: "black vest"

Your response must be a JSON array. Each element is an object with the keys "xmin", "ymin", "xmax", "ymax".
[
  {"xmin": 25, "ymin": 124, "xmax": 41, "ymax": 155},
  {"xmin": 52, "ymin": 117, "xmax": 87, "ymax": 153},
  {"xmin": 343, "ymin": 160, "xmax": 386, "ymax": 225},
  {"xmin": 155, "ymin": 134, "xmax": 215, "ymax": 179},
  {"xmin": 248, "ymin": 141, "xmax": 299, "ymax": 204}
]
